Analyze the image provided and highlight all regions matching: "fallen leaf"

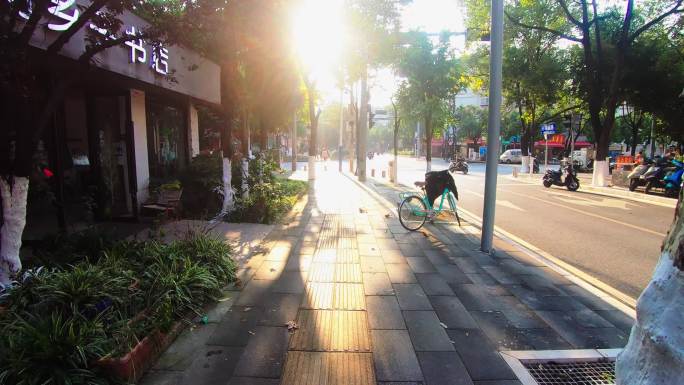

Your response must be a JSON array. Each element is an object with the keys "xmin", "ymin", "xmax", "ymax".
[
  {"xmin": 359, "ymin": 208, "xmax": 367, "ymax": 213},
  {"xmin": 286, "ymin": 321, "xmax": 299, "ymax": 332},
  {"xmin": 384, "ymin": 213, "xmax": 391, "ymax": 218},
  {"xmin": 248, "ymin": 330, "xmax": 256, "ymax": 335},
  {"xmin": 439, "ymin": 322, "xmax": 448, "ymax": 329},
  {"xmin": 243, "ymin": 307, "xmax": 252, "ymax": 312}
]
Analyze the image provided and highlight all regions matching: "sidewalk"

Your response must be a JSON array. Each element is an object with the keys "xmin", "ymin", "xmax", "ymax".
[
  {"xmin": 141, "ymin": 169, "xmax": 634, "ymax": 385},
  {"xmin": 512, "ymin": 172, "xmax": 677, "ymax": 208}
]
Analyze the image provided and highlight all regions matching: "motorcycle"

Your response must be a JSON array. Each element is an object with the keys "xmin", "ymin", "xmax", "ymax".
[
  {"xmin": 532, "ymin": 157, "xmax": 540, "ymax": 173},
  {"xmin": 658, "ymin": 159, "xmax": 683, "ymax": 197},
  {"xmin": 642, "ymin": 158, "xmax": 670, "ymax": 194},
  {"xmin": 628, "ymin": 159, "xmax": 651, "ymax": 191},
  {"xmin": 449, "ymin": 157, "xmax": 469, "ymax": 174},
  {"xmin": 543, "ymin": 160, "xmax": 580, "ymax": 191}
]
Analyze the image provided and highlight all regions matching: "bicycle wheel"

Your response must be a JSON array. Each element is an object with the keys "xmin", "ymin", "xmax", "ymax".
[
  {"xmin": 447, "ymin": 193, "xmax": 461, "ymax": 226},
  {"xmin": 398, "ymin": 195, "xmax": 428, "ymax": 231}
]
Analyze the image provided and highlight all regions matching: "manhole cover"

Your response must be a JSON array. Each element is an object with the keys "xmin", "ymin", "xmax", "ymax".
[{"xmin": 523, "ymin": 360, "xmax": 615, "ymax": 385}]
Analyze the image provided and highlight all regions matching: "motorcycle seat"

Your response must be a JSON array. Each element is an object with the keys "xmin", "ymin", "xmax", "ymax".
[{"xmin": 414, "ymin": 181, "xmax": 426, "ymax": 188}]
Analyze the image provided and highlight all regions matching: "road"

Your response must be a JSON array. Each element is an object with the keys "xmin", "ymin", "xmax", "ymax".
[{"xmin": 361, "ymin": 155, "xmax": 672, "ymax": 299}]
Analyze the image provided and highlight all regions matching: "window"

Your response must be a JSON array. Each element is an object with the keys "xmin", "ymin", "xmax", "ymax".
[{"xmin": 146, "ymin": 99, "xmax": 188, "ymax": 179}]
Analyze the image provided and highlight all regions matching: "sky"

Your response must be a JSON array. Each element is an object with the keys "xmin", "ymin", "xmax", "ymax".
[{"xmin": 295, "ymin": 0, "xmax": 468, "ymax": 108}]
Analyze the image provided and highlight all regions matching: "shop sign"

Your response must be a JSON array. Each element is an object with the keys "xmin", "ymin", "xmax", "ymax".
[{"xmin": 10, "ymin": 0, "xmax": 220, "ymax": 104}]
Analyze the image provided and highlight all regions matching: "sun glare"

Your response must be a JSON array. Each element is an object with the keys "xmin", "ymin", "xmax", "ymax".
[{"xmin": 291, "ymin": 0, "xmax": 345, "ymax": 83}]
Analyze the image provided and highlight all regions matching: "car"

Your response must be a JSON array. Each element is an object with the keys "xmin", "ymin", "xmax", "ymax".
[{"xmin": 500, "ymin": 149, "xmax": 522, "ymax": 164}]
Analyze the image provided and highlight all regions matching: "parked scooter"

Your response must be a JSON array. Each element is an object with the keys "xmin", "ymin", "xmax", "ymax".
[
  {"xmin": 661, "ymin": 159, "xmax": 684, "ymax": 197},
  {"xmin": 642, "ymin": 158, "xmax": 670, "ymax": 194},
  {"xmin": 532, "ymin": 157, "xmax": 540, "ymax": 173},
  {"xmin": 449, "ymin": 156, "xmax": 469, "ymax": 174},
  {"xmin": 543, "ymin": 160, "xmax": 580, "ymax": 191},
  {"xmin": 628, "ymin": 159, "xmax": 652, "ymax": 191}
]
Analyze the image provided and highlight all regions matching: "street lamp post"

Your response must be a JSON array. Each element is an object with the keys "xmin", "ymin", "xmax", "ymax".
[
  {"xmin": 481, "ymin": 0, "xmax": 504, "ymax": 254},
  {"xmin": 339, "ymin": 87, "xmax": 344, "ymax": 172}
]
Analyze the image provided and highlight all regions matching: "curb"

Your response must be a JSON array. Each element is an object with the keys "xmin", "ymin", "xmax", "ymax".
[
  {"xmin": 355, "ymin": 174, "xmax": 637, "ymax": 318},
  {"xmin": 509, "ymin": 174, "xmax": 676, "ymax": 208}
]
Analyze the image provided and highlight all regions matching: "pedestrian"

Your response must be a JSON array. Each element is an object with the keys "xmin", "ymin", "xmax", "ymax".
[
  {"xmin": 635, "ymin": 151, "xmax": 644, "ymax": 165},
  {"xmin": 321, "ymin": 146, "xmax": 330, "ymax": 171}
]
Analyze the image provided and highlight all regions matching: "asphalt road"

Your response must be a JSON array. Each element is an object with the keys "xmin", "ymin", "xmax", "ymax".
[{"xmin": 364, "ymin": 155, "xmax": 673, "ymax": 299}]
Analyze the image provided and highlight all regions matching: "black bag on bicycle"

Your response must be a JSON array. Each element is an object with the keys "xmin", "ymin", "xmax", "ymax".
[{"xmin": 425, "ymin": 170, "xmax": 458, "ymax": 206}]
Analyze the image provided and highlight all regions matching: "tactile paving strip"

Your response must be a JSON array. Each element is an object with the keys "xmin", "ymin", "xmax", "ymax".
[
  {"xmin": 333, "ymin": 283, "xmax": 365, "ymax": 310},
  {"xmin": 289, "ymin": 310, "xmax": 371, "ymax": 351},
  {"xmin": 334, "ymin": 264, "xmax": 362, "ymax": 283},
  {"xmin": 308, "ymin": 263, "xmax": 335, "ymax": 282},
  {"xmin": 281, "ymin": 351, "xmax": 375, "ymax": 385}
]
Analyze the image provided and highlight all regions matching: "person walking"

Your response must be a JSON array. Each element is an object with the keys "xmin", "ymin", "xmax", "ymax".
[{"xmin": 322, "ymin": 146, "xmax": 330, "ymax": 171}]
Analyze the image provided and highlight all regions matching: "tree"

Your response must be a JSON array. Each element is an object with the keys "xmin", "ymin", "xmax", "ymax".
[
  {"xmin": 616, "ymin": 187, "xmax": 684, "ymax": 384},
  {"xmin": 390, "ymin": 95, "xmax": 402, "ymax": 183},
  {"xmin": 0, "ymin": 0, "xmax": 224, "ymax": 286},
  {"xmin": 303, "ymin": 75, "xmax": 321, "ymax": 181},
  {"xmin": 453, "ymin": 105, "xmax": 487, "ymax": 146},
  {"xmin": 506, "ymin": 0, "xmax": 684, "ymax": 186},
  {"xmin": 396, "ymin": 31, "xmax": 461, "ymax": 172}
]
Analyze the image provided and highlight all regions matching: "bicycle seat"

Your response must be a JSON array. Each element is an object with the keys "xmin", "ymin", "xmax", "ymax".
[{"xmin": 414, "ymin": 181, "xmax": 426, "ymax": 188}]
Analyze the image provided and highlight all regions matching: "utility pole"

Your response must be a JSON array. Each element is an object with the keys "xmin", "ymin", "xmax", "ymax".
[
  {"xmin": 358, "ymin": 67, "xmax": 368, "ymax": 182},
  {"xmin": 339, "ymin": 87, "xmax": 344, "ymax": 172},
  {"xmin": 481, "ymin": 0, "xmax": 503, "ymax": 254},
  {"xmin": 292, "ymin": 108, "xmax": 297, "ymax": 172}
]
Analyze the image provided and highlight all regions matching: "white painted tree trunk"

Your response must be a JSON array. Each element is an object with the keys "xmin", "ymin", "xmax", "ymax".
[
  {"xmin": 392, "ymin": 154, "xmax": 398, "ymax": 184},
  {"xmin": 521, "ymin": 156, "xmax": 530, "ymax": 173},
  {"xmin": 592, "ymin": 159, "xmax": 610, "ymax": 187},
  {"xmin": 242, "ymin": 158, "xmax": 249, "ymax": 199},
  {"xmin": 616, "ymin": 190, "xmax": 684, "ymax": 384},
  {"xmin": 426, "ymin": 160, "xmax": 431, "ymax": 172},
  {"xmin": 221, "ymin": 157, "xmax": 234, "ymax": 214},
  {"xmin": 0, "ymin": 177, "xmax": 29, "ymax": 286},
  {"xmin": 308, "ymin": 157, "xmax": 315, "ymax": 181}
]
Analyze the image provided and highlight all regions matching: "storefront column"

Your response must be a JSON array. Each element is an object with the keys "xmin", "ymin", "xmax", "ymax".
[
  {"xmin": 188, "ymin": 102, "xmax": 200, "ymax": 158},
  {"xmin": 130, "ymin": 89, "xmax": 150, "ymax": 206}
]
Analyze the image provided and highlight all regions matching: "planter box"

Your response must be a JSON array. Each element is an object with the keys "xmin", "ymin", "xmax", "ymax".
[{"xmin": 97, "ymin": 321, "xmax": 185, "ymax": 383}]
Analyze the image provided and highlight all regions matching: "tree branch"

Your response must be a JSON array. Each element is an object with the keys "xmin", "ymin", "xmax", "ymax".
[
  {"xmin": 541, "ymin": 104, "xmax": 582, "ymax": 124},
  {"xmin": 558, "ymin": 0, "xmax": 583, "ymax": 27},
  {"xmin": 78, "ymin": 32, "xmax": 149, "ymax": 63},
  {"xmin": 47, "ymin": 0, "xmax": 110, "ymax": 55},
  {"xmin": 629, "ymin": 0, "xmax": 684, "ymax": 42},
  {"xmin": 18, "ymin": 0, "xmax": 50, "ymax": 46},
  {"xmin": 505, "ymin": 10, "xmax": 582, "ymax": 43}
]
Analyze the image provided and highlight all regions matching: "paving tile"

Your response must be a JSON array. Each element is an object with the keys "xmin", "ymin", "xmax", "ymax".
[
  {"xmin": 334, "ymin": 283, "xmax": 366, "ymax": 310},
  {"xmin": 314, "ymin": 249, "xmax": 338, "ymax": 263},
  {"xmin": 181, "ymin": 346, "xmax": 244, "ymax": 385},
  {"xmin": 257, "ymin": 293, "xmax": 302, "ymax": 326},
  {"xmin": 265, "ymin": 245, "xmax": 292, "ymax": 261},
  {"xmin": 361, "ymin": 256, "xmax": 386, "ymax": 273},
  {"xmin": 363, "ymin": 272, "xmax": 395, "ymax": 295},
  {"xmin": 271, "ymin": 271, "xmax": 307, "ymax": 294},
  {"xmin": 281, "ymin": 351, "xmax": 375, "ymax": 385},
  {"xmin": 448, "ymin": 329, "xmax": 517, "ymax": 381},
  {"xmin": 595, "ymin": 310, "xmax": 635, "ymax": 334},
  {"xmin": 208, "ymin": 306, "xmax": 260, "ymax": 346},
  {"xmin": 535, "ymin": 311, "xmax": 628, "ymax": 349},
  {"xmin": 436, "ymin": 264, "xmax": 472, "ymax": 284},
  {"xmin": 290, "ymin": 310, "xmax": 371, "ymax": 351},
  {"xmin": 398, "ymin": 243, "xmax": 425, "ymax": 257},
  {"xmin": 233, "ymin": 326, "xmax": 289, "ymax": 378},
  {"xmin": 386, "ymin": 263, "xmax": 418, "ymax": 283},
  {"xmin": 153, "ymin": 323, "xmax": 218, "ymax": 370},
  {"xmin": 451, "ymin": 284, "xmax": 499, "ymax": 311},
  {"xmin": 451, "ymin": 257, "xmax": 485, "ymax": 274},
  {"xmin": 301, "ymin": 282, "xmax": 334, "ymax": 309},
  {"xmin": 336, "ymin": 248, "xmax": 360, "ymax": 263},
  {"xmin": 417, "ymin": 351, "xmax": 474, "ymax": 385},
  {"xmin": 480, "ymin": 266, "xmax": 522, "ymax": 285},
  {"xmin": 491, "ymin": 296, "xmax": 548, "ymax": 329},
  {"xmin": 284, "ymin": 255, "xmax": 312, "ymax": 271},
  {"xmin": 517, "ymin": 274, "xmax": 565, "ymax": 296},
  {"xmin": 335, "ymin": 263, "xmax": 362, "ymax": 282},
  {"xmin": 472, "ymin": 381, "xmax": 522, "ymax": 385},
  {"xmin": 338, "ymin": 237, "xmax": 358, "ymax": 249},
  {"xmin": 394, "ymin": 284, "xmax": 433, "ymax": 310},
  {"xmin": 416, "ymin": 273, "xmax": 455, "ymax": 295},
  {"xmin": 406, "ymin": 257, "xmax": 437, "ymax": 273},
  {"xmin": 254, "ymin": 261, "xmax": 287, "ymax": 280},
  {"xmin": 424, "ymin": 249, "xmax": 451, "ymax": 265},
  {"xmin": 377, "ymin": 239, "xmax": 401, "ymax": 250},
  {"xmin": 429, "ymin": 296, "xmax": 478, "ymax": 329},
  {"xmin": 507, "ymin": 286, "xmax": 588, "ymax": 311},
  {"xmin": 359, "ymin": 243, "xmax": 382, "ymax": 256},
  {"xmin": 469, "ymin": 311, "xmax": 534, "ymax": 351},
  {"xmin": 498, "ymin": 259, "xmax": 535, "ymax": 275},
  {"xmin": 465, "ymin": 273, "xmax": 498, "ymax": 285},
  {"xmin": 381, "ymin": 249, "xmax": 407, "ymax": 264},
  {"xmin": 403, "ymin": 311, "xmax": 455, "ymax": 351},
  {"xmin": 371, "ymin": 330, "xmax": 424, "ymax": 382},
  {"xmin": 139, "ymin": 370, "xmax": 182, "ymax": 385},
  {"xmin": 366, "ymin": 296, "xmax": 406, "ymax": 329},
  {"xmin": 236, "ymin": 279, "xmax": 273, "ymax": 306},
  {"xmin": 308, "ymin": 263, "xmax": 336, "ymax": 282}
]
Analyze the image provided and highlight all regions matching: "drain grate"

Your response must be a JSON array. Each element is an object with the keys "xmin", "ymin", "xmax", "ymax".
[{"xmin": 523, "ymin": 360, "xmax": 615, "ymax": 385}]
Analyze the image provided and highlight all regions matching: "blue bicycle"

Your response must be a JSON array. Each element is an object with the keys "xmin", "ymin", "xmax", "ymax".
[{"xmin": 398, "ymin": 181, "xmax": 461, "ymax": 231}]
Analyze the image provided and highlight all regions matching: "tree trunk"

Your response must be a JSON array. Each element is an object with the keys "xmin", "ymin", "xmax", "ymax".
[
  {"xmin": 393, "ymin": 120, "xmax": 399, "ymax": 184},
  {"xmin": 221, "ymin": 120, "xmax": 234, "ymax": 214},
  {"xmin": 425, "ymin": 114, "xmax": 432, "ymax": 172},
  {"xmin": 358, "ymin": 69, "xmax": 368, "ymax": 182},
  {"xmin": 0, "ymin": 177, "xmax": 29, "ymax": 286},
  {"xmin": 592, "ymin": 128, "xmax": 612, "ymax": 187},
  {"xmin": 630, "ymin": 124, "xmax": 639, "ymax": 157},
  {"xmin": 616, "ymin": 188, "xmax": 684, "ymax": 384}
]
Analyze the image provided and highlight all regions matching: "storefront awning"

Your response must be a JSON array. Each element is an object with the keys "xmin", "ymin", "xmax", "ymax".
[{"xmin": 534, "ymin": 141, "xmax": 592, "ymax": 148}]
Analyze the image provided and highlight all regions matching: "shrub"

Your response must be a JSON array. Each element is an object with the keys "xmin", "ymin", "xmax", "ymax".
[
  {"xmin": 179, "ymin": 153, "xmax": 223, "ymax": 218},
  {"xmin": 0, "ymin": 231, "xmax": 235, "ymax": 384}
]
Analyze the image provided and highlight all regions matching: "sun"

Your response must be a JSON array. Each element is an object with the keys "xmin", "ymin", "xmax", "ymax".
[{"xmin": 291, "ymin": 0, "xmax": 346, "ymax": 81}]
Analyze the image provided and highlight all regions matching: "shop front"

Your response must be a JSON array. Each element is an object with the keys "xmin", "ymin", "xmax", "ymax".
[{"xmin": 21, "ymin": 1, "xmax": 221, "ymax": 237}]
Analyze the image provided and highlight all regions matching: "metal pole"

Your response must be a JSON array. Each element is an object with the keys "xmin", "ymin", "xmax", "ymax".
[
  {"xmin": 481, "ymin": 0, "xmax": 504, "ymax": 254},
  {"xmin": 544, "ymin": 136, "xmax": 548, "ymax": 171},
  {"xmin": 650, "ymin": 117, "xmax": 656, "ymax": 158},
  {"xmin": 292, "ymin": 109, "xmax": 297, "ymax": 172},
  {"xmin": 339, "ymin": 87, "xmax": 344, "ymax": 172}
]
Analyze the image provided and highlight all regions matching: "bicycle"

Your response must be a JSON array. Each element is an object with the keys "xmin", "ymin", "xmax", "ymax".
[{"xmin": 397, "ymin": 181, "xmax": 461, "ymax": 231}]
